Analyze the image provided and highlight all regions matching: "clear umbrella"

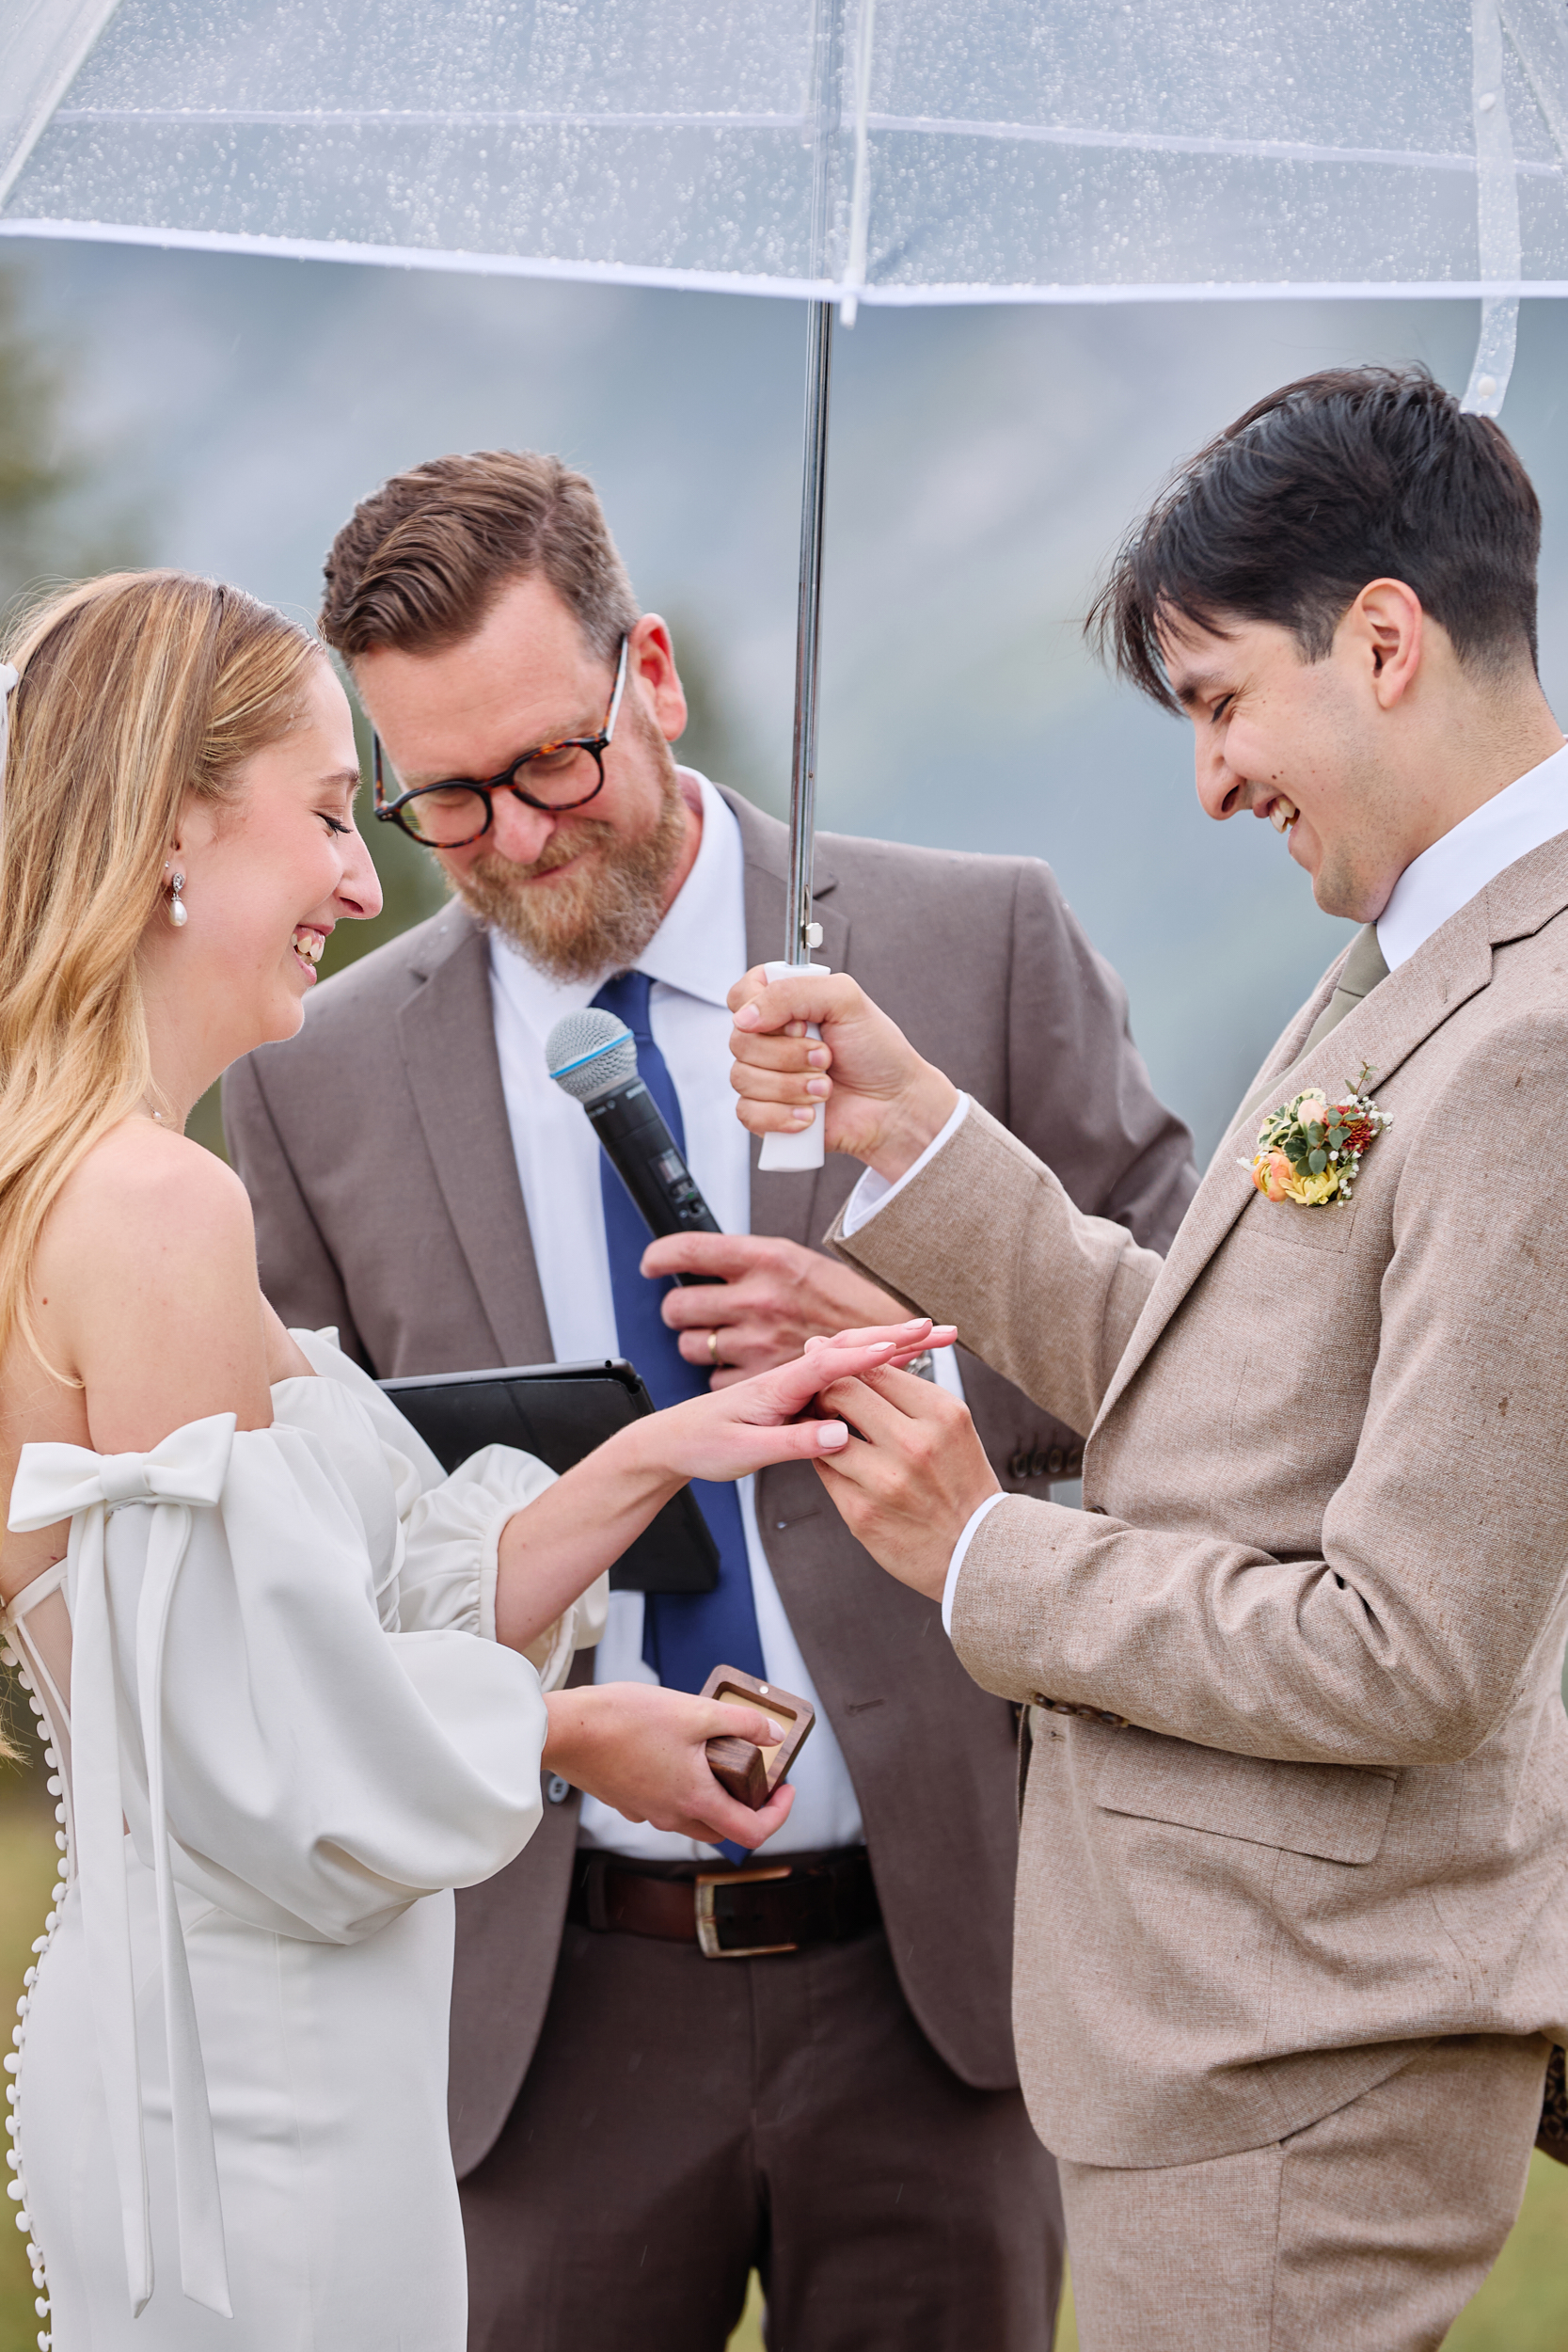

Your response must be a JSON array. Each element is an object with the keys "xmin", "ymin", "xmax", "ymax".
[{"xmin": 4, "ymin": 0, "xmax": 1565, "ymax": 1161}]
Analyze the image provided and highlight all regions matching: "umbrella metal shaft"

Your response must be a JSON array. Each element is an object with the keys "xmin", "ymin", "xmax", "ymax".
[{"xmin": 785, "ymin": 295, "xmax": 833, "ymax": 968}]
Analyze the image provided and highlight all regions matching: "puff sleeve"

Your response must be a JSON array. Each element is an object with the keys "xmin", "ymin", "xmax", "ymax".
[{"xmin": 279, "ymin": 1328, "xmax": 608, "ymax": 1687}]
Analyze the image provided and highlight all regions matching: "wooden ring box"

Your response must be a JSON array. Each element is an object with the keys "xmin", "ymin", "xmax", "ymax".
[{"xmin": 701, "ymin": 1664, "xmax": 816, "ymax": 1809}]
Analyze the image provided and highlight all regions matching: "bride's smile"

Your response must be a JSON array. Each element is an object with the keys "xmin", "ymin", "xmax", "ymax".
[{"xmin": 132, "ymin": 656, "xmax": 380, "ymax": 1122}]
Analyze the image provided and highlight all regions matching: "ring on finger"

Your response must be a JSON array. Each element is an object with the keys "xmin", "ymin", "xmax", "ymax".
[{"xmin": 706, "ymin": 1329, "xmax": 722, "ymax": 1368}]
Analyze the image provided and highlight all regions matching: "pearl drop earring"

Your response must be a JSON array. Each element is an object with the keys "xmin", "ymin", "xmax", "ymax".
[{"xmin": 166, "ymin": 867, "xmax": 188, "ymax": 928}]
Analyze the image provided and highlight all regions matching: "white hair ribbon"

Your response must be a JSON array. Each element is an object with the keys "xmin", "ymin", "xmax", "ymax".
[{"xmin": 0, "ymin": 661, "xmax": 17, "ymax": 802}]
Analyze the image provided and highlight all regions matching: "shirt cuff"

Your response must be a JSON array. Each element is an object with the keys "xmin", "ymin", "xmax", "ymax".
[
  {"xmin": 841, "ymin": 1093, "xmax": 972, "ymax": 1239},
  {"xmin": 942, "ymin": 1491, "xmax": 1006, "ymax": 1638}
]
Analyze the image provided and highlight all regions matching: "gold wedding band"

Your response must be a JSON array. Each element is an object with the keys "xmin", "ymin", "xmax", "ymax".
[{"xmin": 706, "ymin": 1329, "xmax": 722, "ymax": 1368}]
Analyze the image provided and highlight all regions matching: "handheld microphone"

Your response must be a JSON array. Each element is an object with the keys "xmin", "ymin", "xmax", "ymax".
[{"xmin": 546, "ymin": 1009, "xmax": 722, "ymax": 1287}]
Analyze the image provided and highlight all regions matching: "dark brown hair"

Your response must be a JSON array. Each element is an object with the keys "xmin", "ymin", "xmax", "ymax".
[
  {"xmin": 320, "ymin": 450, "xmax": 639, "ymax": 662},
  {"xmin": 1087, "ymin": 365, "xmax": 1542, "ymax": 711}
]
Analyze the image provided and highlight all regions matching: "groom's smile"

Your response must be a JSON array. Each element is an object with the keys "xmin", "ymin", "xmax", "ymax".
[{"xmin": 1158, "ymin": 587, "xmax": 1469, "ymax": 927}]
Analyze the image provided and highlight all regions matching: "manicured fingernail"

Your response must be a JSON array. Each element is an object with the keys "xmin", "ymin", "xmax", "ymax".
[
  {"xmin": 792, "ymin": 1108, "xmax": 814, "ymax": 1126},
  {"xmin": 807, "ymin": 1047, "xmax": 829, "ymax": 1067},
  {"xmin": 816, "ymin": 1421, "xmax": 848, "ymax": 1448},
  {"xmin": 765, "ymin": 1719, "xmax": 784, "ymax": 1741},
  {"xmin": 736, "ymin": 1004, "xmax": 760, "ymax": 1029},
  {"xmin": 806, "ymin": 1077, "xmax": 830, "ymax": 1097}
]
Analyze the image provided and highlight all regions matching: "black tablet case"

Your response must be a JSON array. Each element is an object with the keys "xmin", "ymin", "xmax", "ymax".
[{"xmin": 378, "ymin": 1359, "xmax": 721, "ymax": 1595}]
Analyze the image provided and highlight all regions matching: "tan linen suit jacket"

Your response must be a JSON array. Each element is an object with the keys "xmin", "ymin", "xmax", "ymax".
[
  {"xmin": 222, "ymin": 785, "xmax": 1196, "ymax": 2177},
  {"xmin": 832, "ymin": 830, "xmax": 1568, "ymax": 2172}
]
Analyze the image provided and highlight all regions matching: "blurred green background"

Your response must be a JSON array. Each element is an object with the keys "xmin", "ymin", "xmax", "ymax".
[{"xmin": 2, "ymin": 241, "xmax": 1566, "ymax": 2345}]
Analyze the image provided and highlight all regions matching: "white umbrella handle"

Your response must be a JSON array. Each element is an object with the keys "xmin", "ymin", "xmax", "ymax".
[{"xmin": 757, "ymin": 960, "xmax": 830, "ymax": 1171}]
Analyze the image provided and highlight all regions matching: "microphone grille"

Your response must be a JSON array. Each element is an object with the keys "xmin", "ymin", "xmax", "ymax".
[{"xmin": 546, "ymin": 1008, "xmax": 640, "ymax": 1102}]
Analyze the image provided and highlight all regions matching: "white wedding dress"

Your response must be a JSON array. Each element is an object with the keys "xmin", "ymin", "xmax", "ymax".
[{"xmin": 1, "ymin": 1331, "xmax": 605, "ymax": 2350}]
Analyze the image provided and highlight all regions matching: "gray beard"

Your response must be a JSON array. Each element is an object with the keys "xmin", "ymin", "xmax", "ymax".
[{"xmin": 450, "ymin": 753, "xmax": 689, "ymax": 986}]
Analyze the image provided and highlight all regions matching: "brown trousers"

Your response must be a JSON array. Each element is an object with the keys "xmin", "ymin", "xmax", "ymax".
[
  {"xmin": 461, "ymin": 1915, "xmax": 1064, "ymax": 2351},
  {"xmin": 1059, "ymin": 2033, "xmax": 1552, "ymax": 2351}
]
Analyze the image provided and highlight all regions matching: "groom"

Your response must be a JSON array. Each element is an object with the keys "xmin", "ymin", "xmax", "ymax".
[{"xmin": 730, "ymin": 365, "xmax": 1568, "ymax": 2348}]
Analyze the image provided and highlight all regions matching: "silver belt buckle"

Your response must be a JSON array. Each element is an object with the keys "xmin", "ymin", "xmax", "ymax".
[{"xmin": 694, "ymin": 1864, "xmax": 795, "ymax": 1958}]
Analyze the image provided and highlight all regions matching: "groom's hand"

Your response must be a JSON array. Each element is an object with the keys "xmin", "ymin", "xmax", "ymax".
[
  {"xmin": 811, "ymin": 1362, "xmax": 1000, "ymax": 1601},
  {"xmin": 641, "ymin": 1231, "xmax": 914, "ymax": 1388},
  {"xmin": 727, "ymin": 967, "xmax": 958, "ymax": 1179}
]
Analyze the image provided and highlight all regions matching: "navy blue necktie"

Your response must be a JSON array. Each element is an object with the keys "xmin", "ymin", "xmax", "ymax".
[{"xmin": 591, "ymin": 973, "xmax": 767, "ymax": 1797}]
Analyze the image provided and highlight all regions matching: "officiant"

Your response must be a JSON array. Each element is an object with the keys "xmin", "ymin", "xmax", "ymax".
[{"xmin": 224, "ymin": 449, "xmax": 1197, "ymax": 2351}]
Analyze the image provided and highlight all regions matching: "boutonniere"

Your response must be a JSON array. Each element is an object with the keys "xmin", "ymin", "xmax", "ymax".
[{"xmin": 1242, "ymin": 1066, "xmax": 1392, "ymax": 1207}]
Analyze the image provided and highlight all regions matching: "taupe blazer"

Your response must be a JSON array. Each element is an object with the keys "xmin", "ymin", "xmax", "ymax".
[
  {"xmin": 223, "ymin": 787, "xmax": 1196, "ymax": 2174},
  {"xmin": 832, "ymin": 831, "xmax": 1568, "ymax": 2170}
]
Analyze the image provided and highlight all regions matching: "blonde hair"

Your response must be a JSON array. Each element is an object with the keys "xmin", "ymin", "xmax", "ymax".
[{"xmin": 0, "ymin": 570, "xmax": 323, "ymax": 1373}]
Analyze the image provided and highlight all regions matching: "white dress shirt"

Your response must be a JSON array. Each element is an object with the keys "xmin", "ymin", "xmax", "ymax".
[
  {"xmin": 1376, "ymin": 739, "xmax": 1568, "ymax": 970},
  {"xmin": 487, "ymin": 772, "xmax": 867, "ymax": 1860},
  {"xmin": 843, "ymin": 740, "xmax": 1568, "ymax": 1637}
]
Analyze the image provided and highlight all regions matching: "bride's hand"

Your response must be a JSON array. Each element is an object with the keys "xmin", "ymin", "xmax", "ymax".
[
  {"xmin": 642, "ymin": 1318, "xmax": 958, "ymax": 1486},
  {"xmin": 494, "ymin": 1320, "xmax": 956, "ymax": 1654},
  {"xmin": 542, "ymin": 1683, "xmax": 799, "ymax": 1849},
  {"xmin": 802, "ymin": 1321, "xmax": 955, "ymax": 1368}
]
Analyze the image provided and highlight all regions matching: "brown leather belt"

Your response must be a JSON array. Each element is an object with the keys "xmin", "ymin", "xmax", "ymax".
[{"xmin": 567, "ymin": 1848, "xmax": 879, "ymax": 1960}]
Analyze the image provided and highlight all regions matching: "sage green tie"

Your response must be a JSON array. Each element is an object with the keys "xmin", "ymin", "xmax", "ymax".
[
  {"xmin": 1297, "ymin": 922, "xmax": 1389, "ymax": 1057},
  {"xmin": 1237, "ymin": 923, "xmax": 1388, "ymax": 1132}
]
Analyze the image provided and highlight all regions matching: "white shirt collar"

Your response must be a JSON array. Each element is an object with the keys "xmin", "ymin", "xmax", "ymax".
[
  {"xmin": 487, "ymin": 769, "xmax": 747, "ymax": 1024},
  {"xmin": 632, "ymin": 771, "xmax": 747, "ymax": 1009},
  {"xmin": 1376, "ymin": 740, "xmax": 1568, "ymax": 972}
]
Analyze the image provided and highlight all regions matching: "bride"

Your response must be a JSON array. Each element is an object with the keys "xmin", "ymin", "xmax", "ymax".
[{"xmin": 0, "ymin": 572, "xmax": 943, "ymax": 2350}]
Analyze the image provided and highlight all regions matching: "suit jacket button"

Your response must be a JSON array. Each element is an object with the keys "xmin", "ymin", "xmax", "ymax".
[{"xmin": 546, "ymin": 1775, "xmax": 572, "ymax": 1804}]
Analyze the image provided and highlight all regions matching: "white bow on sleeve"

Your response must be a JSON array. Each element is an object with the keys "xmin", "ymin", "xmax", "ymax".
[{"xmin": 9, "ymin": 1414, "xmax": 237, "ymax": 2320}]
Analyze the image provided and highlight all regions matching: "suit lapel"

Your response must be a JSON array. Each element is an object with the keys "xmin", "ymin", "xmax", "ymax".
[
  {"xmin": 397, "ymin": 909, "xmax": 555, "ymax": 1368},
  {"xmin": 1213, "ymin": 952, "xmax": 1349, "ymax": 1171},
  {"xmin": 1093, "ymin": 849, "xmax": 1567, "ymax": 1432},
  {"xmin": 723, "ymin": 788, "xmax": 847, "ymax": 1249},
  {"xmin": 1092, "ymin": 1159, "xmax": 1260, "ymax": 1431}
]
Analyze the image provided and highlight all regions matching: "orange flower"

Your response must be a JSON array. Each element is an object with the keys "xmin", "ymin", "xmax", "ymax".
[{"xmin": 1253, "ymin": 1150, "xmax": 1294, "ymax": 1201}]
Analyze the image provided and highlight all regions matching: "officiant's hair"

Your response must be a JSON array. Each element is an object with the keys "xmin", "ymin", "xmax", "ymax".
[
  {"xmin": 0, "ymin": 571, "xmax": 322, "ymax": 1376},
  {"xmin": 320, "ymin": 449, "xmax": 639, "ymax": 664},
  {"xmin": 1088, "ymin": 364, "xmax": 1541, "ymax": 710}
]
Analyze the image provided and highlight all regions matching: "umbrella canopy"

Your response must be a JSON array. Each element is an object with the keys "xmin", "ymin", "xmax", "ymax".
[
  {"xmin": 3, "ymin": 0, "xmax": 1565, "ymax": 334},
  {"xmin": 3, "ymin": 0, "xmax": 1565, "ymax": 1152}
]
